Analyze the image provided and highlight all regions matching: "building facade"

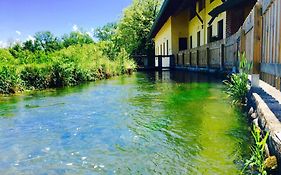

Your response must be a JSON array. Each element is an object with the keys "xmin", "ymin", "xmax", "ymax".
[{"xmin": 150, "ymin": 0, "xmax": 256, "ymax": 57}]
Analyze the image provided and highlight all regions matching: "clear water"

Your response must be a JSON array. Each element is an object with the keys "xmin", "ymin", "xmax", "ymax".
[{"xmin": 0, "ymin": 71, "xmax": 250, "ymax": 175}]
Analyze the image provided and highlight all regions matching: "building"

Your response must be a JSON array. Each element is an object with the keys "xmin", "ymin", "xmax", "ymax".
[{"xmin": 150, "ymin": 0, "xmax": 256, "ymax": 58}]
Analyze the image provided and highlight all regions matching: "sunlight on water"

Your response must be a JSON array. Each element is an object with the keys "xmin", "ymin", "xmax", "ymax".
[{"xmin": 0, "ymin": 71, "xmax": 250, "ymax": 174}]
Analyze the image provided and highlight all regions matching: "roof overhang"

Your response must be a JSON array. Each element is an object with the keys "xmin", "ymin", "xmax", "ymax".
[
  {"xmin": 209, "ymin": 0, "xmax": 256, "ymax": 25},
  {"xmin": 149, "ymin": 0, "xmax": 193, "ymax": 39}
]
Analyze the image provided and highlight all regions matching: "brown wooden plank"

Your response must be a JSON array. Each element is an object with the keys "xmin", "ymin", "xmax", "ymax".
[{"xmin": 253, "ymin": 3, "xmax": 262, "ymax": 74}]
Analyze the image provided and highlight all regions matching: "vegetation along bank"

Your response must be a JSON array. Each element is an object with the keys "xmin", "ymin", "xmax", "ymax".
[{"xmin": 0, "ymin": 0, "xmax": 162, "ymax": 94}]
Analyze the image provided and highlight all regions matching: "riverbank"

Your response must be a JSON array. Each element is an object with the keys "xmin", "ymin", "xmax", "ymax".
[
  {"xmin": 0, "ymin": 44, "xmax": 136, "ymax": 95},
  {"xmin": 247, "ymin": 77, "xmax": 281, "ymax": 173}
]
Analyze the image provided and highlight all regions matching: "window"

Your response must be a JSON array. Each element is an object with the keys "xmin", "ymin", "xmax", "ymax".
[
  {"xmin": 197, "ymin": 31, "xmax": 201, "ymax": 47},
  {"xmin": 207, "ymin": 26, "xmax": 212, "ymax": 43},
  {"xmin": 179, "ymin": 38, "xmax": 187, "ymax": 51},
  {"xmin": 217, "ymin": 19, "xmax": 224, "ymax": 40},
  {"xmin": 198, "ymin": 0, "xmax": 205, "ymax": 12},
  {"xmin": 190, "ymin": 36, "xmax": 193, "ymax": 49}
]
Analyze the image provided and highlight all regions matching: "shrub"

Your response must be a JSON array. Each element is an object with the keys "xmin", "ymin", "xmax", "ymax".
[
  {"xmin": 224, "ymin": 53, "xmax": 252, "ymax": 105},
  {"xmin": 0, "ymin": 65, "xmax": 20, "ymax": 94},
  {"xmin": 20, "ymin": 64, "xmax": 51, "ymax": 89}
]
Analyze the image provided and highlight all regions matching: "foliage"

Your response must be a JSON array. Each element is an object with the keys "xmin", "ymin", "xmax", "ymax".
[
  {"xmin": 94, "ymin": 0, "xmax": 162, "ymax": 57},
  {"xmin": 241, "ymin": 125, "xmax": 269, "ymax": 175},
  {"xmin": 223, "ymin": 53, "xmax": 252, "ymax": 105},
  {"xmin": 0, "ymin": 65, "xmax": 20, "ymax": 94},
  {"xmin": 0, "ymin": 0, "xmax": 163, "ymax": 94},
  {"xmin": 117, "ymin": 0, "xmax": 162, "ymax": 55},
  {"xmin": 94, "ymin": 23, "xmax": 117, "ymax": 41},
  {"xmin": 33, "ymin": 31, "xmax": 62, "ymax": 52},
  {"xmin": 0, "ymin": 43, "xmax": 136, "ymax": 94},
  {"xmin": 62, "ymin": 31, "xmax": 94, "ymax": 48}
]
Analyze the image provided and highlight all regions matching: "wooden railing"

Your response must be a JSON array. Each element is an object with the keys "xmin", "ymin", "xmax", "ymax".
[{"xmin": 174, "ymin": 32, "xmax": 239, "ymax": 71}]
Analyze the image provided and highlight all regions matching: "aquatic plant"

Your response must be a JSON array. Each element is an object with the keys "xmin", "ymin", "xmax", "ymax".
[
  {"xmin": 224, "ymin": 52, "xmax": 252, "ymax": 105},
  {"xmin": 241, "ymin": 125, "xmax": 269, "ymax": 175}
]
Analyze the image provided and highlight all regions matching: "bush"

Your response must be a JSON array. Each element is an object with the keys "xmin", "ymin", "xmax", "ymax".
[
  {"xmin": 0, "ymin": 40, "xmax": 136, "ymax": 94},
  {"xmin": 224, "ymin": 53, "xmax": 252, "ymax": 105},
  {"xmin": 20, "ymin": 64, "xmax": 51, "ymax": 89},
  {"xmin": 0, "ymin": 65, "xmax": 20, "ymax": 94}
]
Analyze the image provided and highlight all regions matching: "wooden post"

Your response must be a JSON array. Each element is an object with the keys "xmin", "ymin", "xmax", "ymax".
[
  {"xmin": 206, "ymin": 47, "xmax": 210, "ymax": 69},
  {"xmin": 189, "ymin": 51, "xmax": 192, "ymax": 67},
  {"xmin": 182, "ymin": 52, "xmax": 185, "ymax": 66},
  {"xmin": 196, "ymin": 49, "xmax": 199, "ymax": 68},
  {"xmin": 158, "ymin": 56, "xmax": 162, "ymax": 70},
  {"xmin": 220, "ymin": 44, "xmax": 225, "ymax": 71},
  {"xmin": 240, "ymin": 29, "xmax": 246, "ymax": 54},
  {"xmin": 170, "ymin": 55, "xmax": 175, "ymax": 68},
  {"xmin": 252, "ymin": 3, "xmax": 262, "ymax": 87}
]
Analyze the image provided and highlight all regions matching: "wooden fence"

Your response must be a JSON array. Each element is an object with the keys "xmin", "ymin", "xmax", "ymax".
[{"xmin": 240, "ymin": 0, "xmax": 281, "ymax": 90}]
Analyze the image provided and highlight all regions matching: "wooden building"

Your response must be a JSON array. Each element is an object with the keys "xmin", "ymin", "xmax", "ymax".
[{"xmin": 150, "ymin": 0, "xmax": 256, "ymax": 57}]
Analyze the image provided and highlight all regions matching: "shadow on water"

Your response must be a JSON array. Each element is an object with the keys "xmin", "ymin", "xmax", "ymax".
[{"xmin": 0, "ymin": 71, "xmax": 251, "ymax": 175}]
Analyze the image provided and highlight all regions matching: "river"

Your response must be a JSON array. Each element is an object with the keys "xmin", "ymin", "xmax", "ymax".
[{"xmin": 0, "ymin": 71, "xmax": 251, "ymax": 174}]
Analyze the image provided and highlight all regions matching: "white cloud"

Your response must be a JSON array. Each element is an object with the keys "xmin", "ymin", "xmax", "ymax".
[
  {"xmin": 16, "ymin": 30, "xmax": 21, "ymax": 36},
  {"xmin": 72, "ymin": 24, "xmax": 79, "ymax": 32}
]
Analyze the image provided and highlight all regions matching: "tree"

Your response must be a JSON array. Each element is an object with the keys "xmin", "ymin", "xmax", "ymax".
[
  {"xmin": 34, "ymin": 31, "xmax": 62, "ymax": 52},
  {"xmin": 62, "ymin": 31, "xmax": 94, "ymax": 48},
  {"xmin": 94, "ymin": 22, "xmax": 117, "ymax": 41},
  {"xmin": 117, "ymin": 0, "xmax": 162, "ymax": 55}
]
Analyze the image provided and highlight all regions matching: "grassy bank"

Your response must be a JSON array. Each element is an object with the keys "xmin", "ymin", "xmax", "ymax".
[{"xmin": 0, "ymin": 44, "xmax": 135, "ymax": 94}]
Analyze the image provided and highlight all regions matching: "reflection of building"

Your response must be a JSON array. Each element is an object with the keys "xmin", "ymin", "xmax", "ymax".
[{"xmin": 150, "ymin": 0, "xmax": 256, "ymax": 56}]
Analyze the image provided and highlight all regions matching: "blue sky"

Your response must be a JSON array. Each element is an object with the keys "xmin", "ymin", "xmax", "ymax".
[{"xmin": 0, "ymin": 0, "xmax": 132, "ymax": 47}]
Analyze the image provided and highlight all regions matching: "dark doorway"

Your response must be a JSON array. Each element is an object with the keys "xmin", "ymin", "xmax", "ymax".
[
  {"xmin": 218, "ymin": 20, "xmax": 223, "ymax": 40},
  {"xmin": 179, "ymin": 38, "xmax": 187, "ymax": 51}
]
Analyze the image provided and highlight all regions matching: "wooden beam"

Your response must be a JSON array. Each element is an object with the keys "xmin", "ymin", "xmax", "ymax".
[{"xmin": 253, "ymin": 3, "xmax": 262, "ymax": 74}]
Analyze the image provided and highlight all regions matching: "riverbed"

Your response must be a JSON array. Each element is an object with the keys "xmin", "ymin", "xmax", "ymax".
[{"xmin": 0, "ymin": 71, "xmax": 250, "ymax": 174}]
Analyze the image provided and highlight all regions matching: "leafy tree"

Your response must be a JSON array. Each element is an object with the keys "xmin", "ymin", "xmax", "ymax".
[
  {"xmin": 62, "ymin": 31, "xmax": 94, "ymax": 48},
  {"xmin": 117, "ymin": 0, "xmax": 162, "ymax": 55},
  {"xmin": 94, "ymin": 22, "xmax": 117, "ymax": 41},
  {"xmin": 23, "ymin": 40, "xmax": 36, "ymax": 52},
  {"xmin": 34, "ymin": 31, "xmax": 62, "ymax": 52}
]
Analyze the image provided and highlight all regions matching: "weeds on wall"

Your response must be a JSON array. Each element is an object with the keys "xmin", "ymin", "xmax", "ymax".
[
  {"xmin": 241, "ymin": 125, "xmax": 269, "ymax": 175},
  {"xmin": 223, "ymin": 52, "xmax": 252, "ymax": 105}
]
